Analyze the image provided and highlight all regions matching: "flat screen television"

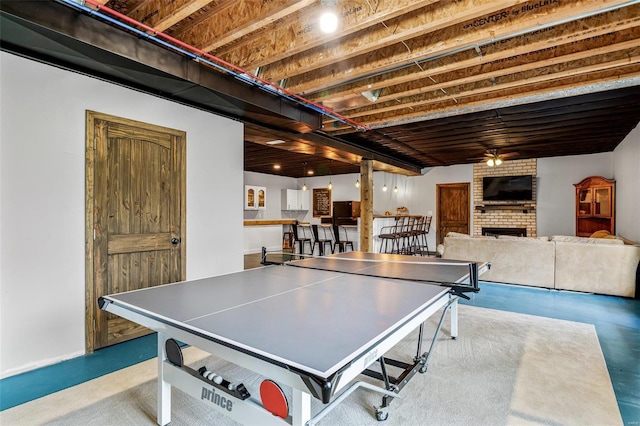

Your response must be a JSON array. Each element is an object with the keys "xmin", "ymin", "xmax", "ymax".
[{"xmin": 482, "ymin": 175, "xmax": 533, "ymax": 201}]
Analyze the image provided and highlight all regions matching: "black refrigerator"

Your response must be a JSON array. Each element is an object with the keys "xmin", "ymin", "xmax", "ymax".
[{"xmin": 332, "ymin": 201, "xmax": 361, "ymax": 226}]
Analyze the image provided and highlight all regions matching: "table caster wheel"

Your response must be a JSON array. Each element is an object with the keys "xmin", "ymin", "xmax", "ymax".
[
  {"xmin": 419, "ymin": 364, "xmax": 428, "ymax": 373},
  {"xmin": 375, "ymin": 408, "xmax": 388, "ymax": 421}
]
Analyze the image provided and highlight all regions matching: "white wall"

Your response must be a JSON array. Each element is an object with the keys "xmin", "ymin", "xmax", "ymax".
[
  {"xmin": 537, "ymin": 153, "xmax": 613, "ymax": 237},
  {"xmin": 0, "ymin": 53, "xmax": 244, "ymax": 378},
  {"xmin": 405, "ymin": 165, "xmax": 474, "ymax": 250},
  {"xmin": 613, "ymin": 124, "xmax": 640, "ymax": 242}
]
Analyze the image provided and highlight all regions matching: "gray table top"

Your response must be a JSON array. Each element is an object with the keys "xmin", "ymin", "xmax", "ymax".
[{"xmin": 103, "ymin": 254, "xmax": 473, "ymax": 378}]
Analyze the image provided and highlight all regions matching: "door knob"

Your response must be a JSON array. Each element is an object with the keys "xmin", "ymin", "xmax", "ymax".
[{"xmin": 171, "ymin": 238, "xmax": 181, "ymax": 245}]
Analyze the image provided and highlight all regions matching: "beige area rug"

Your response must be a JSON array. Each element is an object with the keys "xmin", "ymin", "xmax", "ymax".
[{"xmin": 2, "ymin": 306, "xmax": 622, "ymax": 426}]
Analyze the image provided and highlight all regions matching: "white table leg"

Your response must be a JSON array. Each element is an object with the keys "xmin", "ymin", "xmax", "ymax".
[
  {"xmin": 291, "ymin": 388, "xmax": 311, "ymax": 426},
  {"xmin": 157, "ymin": 333, "xmax": 171, "ymax": 426},
  {"xmin": 450, "ymin": 298, "xmax": 459, "ymax": 339}
]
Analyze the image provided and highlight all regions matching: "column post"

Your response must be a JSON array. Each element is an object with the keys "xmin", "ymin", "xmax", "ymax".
[{"xmin": 360, "ymin": 160, "xmax": 374, "ymax": 252}]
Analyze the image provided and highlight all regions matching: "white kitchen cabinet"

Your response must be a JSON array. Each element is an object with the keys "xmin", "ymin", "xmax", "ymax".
[
  {"xmin": 245, "ymin": 185, "xmax": 266, "ymax": 210},
  {"xmin": 281, "ymin": 189, "xmax": 309, "ymax": 210}
]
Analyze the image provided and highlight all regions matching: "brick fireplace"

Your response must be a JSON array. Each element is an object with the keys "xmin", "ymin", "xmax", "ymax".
[{"xmin": 473, "ymin": 159, "xmax": 537, "ymax": 237}]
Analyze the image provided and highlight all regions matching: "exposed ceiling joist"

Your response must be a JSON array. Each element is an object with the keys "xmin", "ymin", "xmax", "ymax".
[{"xmin": 1, "ymin": 0, "xmax": 638, "ymax": 178}]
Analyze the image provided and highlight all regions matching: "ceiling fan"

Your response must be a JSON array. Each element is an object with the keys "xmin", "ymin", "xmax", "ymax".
[{"xmin": 471, "ymin": 149, "xmax": 519, "ymax": 166}]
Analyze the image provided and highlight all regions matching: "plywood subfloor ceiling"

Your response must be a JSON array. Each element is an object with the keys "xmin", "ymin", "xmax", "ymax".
[{"xmin": 57, "ymin": 1, "xmax": 640, "ymax": 175}]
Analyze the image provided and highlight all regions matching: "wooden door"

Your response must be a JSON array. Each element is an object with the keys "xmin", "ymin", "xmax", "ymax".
[
  {"xmin": 86, "ymin": 111, "xmax": 186, "ymax": 352},
  {"xmin": 436, "ymin": 183, "xmax": 470, "ymax": 245}
]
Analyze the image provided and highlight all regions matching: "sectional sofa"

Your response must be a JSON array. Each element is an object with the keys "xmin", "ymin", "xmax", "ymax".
[{"xmin": 440, "ymin": 233, "xmax": 640, "ymax": 298}]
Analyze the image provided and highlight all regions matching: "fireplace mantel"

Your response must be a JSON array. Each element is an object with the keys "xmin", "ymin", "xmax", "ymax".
[{"xmin": 475, "ymin": 204, "xmax": 536, "ymax": 213}]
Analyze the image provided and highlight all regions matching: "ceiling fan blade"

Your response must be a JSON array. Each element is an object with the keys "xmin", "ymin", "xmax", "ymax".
[{"xmin": 501, "ymin": 151, "xmax": 520, "ymax": 158}]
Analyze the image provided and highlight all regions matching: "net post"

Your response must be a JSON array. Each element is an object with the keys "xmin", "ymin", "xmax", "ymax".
[{"xmin": 469, "ymin": 262, "xmax": 479, "ymax": 290}]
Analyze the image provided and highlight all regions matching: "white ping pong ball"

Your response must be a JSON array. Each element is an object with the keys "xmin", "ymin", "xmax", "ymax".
[{"xmin": 214, "ymin": 376, "xmax": 223, "ymax": 384}]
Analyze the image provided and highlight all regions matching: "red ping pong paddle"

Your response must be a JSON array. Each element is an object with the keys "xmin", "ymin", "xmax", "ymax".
[{"xmin": 259, "ymin": 379, "xmax": 288, "ymax": 419}]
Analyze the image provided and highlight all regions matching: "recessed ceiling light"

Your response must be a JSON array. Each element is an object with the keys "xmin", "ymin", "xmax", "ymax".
[
  {"xmin": 319, "ymin": 0, "xmax": 339, "ymax": 34},
  {"xmin": 266, "ymin": 139, "xmax": 286, "ymax": 145},
  {"xmin": 273, "ymin": 164, "xmax": 281, "ymax": 169},
  {"xmin": 308, "ymin": 170, "xmax": 314, "ymax": 175},
  {"xmin": 319, "ymin": 11, "xmax": 338, "ymax": 33}
]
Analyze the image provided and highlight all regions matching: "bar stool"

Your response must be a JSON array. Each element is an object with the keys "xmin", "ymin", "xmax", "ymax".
[
  {"xmin": 412, "ymin": 216, "xmax": 432, "ymax": 256},
  {"xmin": 398, "ymin": 216, "xmax": 416, "ymax": 254},
  {"xmin": 311, "ymin": 224, "xmax": 333, "ymax": 256},
  {"xmin": 282, "ymin": 224, "xmax": 294, "ymax": 251},
  {"xmin": 332, "ymin": 225, "xmax": 354, "ymax": 253},
  {"xmin": 378, "ymin": 216, "xmax": 404, "ymax": 254},
  {"xmin": 291, "ymin": 224, "xmax": 312, "ymax": 256}
]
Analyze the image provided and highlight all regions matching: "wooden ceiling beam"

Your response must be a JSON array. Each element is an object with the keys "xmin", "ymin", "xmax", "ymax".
[
  {"xmin": 214, "ymin": 0, "xmax": 436, "ymax": 71},
  {"xmin": 122, "ymin": 0, "xmax": 216, "ymax": 31},
  {"xmin": 327, "ymin": 67, "xmax": 640, "ymax": 133},
  {"xmin": 282, "ymin": 0, "xmax": 636, "ymax": 94},
  {"xmin": 167, "ymin": 0, "xmax": 315, "ymax": 54},
  {"xmin": 310, "ymin": 7, "xmax": 640, "ymax": 102},
  {"xmin": 335, "ymin": 45, "xmax": 640, "ymax": 118},
  {"xmin": 260, "ymin": 0, "xmax": 529, "ymax": 84}
]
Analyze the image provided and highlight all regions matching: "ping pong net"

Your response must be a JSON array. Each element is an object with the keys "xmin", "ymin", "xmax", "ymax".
[{"xmin": 260, "ymin": 248, "xmax": 484, "ymax": 299}]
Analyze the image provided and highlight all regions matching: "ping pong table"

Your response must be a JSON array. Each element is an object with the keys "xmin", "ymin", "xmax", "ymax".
[{"xmin": 99, "ymin": 251, "xmax": 489, "ymax": 425}]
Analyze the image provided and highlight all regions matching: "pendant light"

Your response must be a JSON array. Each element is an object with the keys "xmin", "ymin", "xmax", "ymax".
[
  {"xmin": 328, "ymin": 160, "xmax": 333, "ymax": 190},
  {"xmin": 302, "ymin": 162, "xmax": 308, "ymax": 191}
]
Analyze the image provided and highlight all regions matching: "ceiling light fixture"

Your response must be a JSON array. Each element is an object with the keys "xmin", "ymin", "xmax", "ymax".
[
  {"xmin": 487, "ymin": 156, "xmax": 504, "ymax": 167},
  {"xmin": 302, "ymin": 162, "xmax": 308, "ymax": 191},
  {"xmin": 319, "ymin": 0, "xmax": 339, "ymax": 34},
  {"xmin": 328, "ymin": 160, "xmax": 333, "ymax": 190},
  {"xmin": 266, "ymin": 139, "xmax": 286, "ymax": 145},
  {"xmin": 355, "ymin": 179, "xmax": 360, "ymax": 188},
  {"xmin": 486, "ymin": 150, "xmax": 504, "ymax": 167}
]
